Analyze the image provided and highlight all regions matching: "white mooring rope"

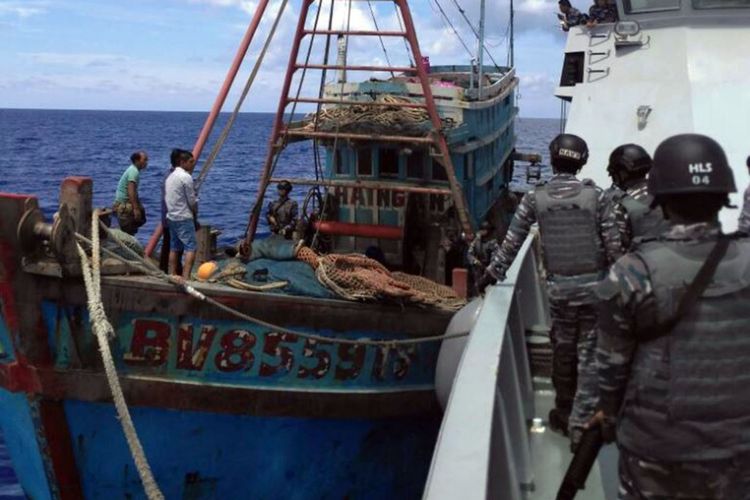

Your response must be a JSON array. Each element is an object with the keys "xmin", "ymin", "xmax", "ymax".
[{"xmin": 76, "ymin": 209, "xmax": 164, "ymax": 500}]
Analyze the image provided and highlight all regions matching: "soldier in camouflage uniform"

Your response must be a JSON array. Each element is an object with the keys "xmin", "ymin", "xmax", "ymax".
[
  {"xmin": 592, "ymin": 134, "xmax": 750, "ymax": 499},
  {"xmin": 266, "ymin": 180, "xmax": 299, "ymax": 239},
  {"xmin": 478, "ymin": 134, "xmax": 620, "ymax": 444},
  {"xmin": 467, "ymin": 221, "xmax": 500, "ymax": 291},
  {"xmin": 738, "ymin": 156, "xmax": 750, "ymax": 233},
  {"xmin": 605, "ymin": 144, "xmax": 670, "ymax": 255}
]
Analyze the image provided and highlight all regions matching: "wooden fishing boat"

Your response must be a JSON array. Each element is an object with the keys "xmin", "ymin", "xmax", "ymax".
[{"xmin": 0, "ymin": 1, "xmax": 522, "ymax": 498}]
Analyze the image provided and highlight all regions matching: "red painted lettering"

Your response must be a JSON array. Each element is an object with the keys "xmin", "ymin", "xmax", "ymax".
[
  {"xmin": 214, "ymin": 329, "xmax": 256, "ymax": 372},
  {"xmin": 260, "ymin": 332, "xmax": 297, "ymax": 377},
  {"xmin": 335, "ymin": 344, "xmax": 366, "ymax": 381},
  {"xmin": 392, "ymin": 191, "xmax": 406, "ymax": 208},
  {"xmin": 124, "ymin": 320, "xmax": 170, "ymax": 367},
  {"xmin": 377, "ymin": 191, "xmax": 390, "ymax": 208},
  {"xmin": 392, "ymin": 345, "xmax": 417, "ymax": 380},
  {"xmin": 334, "ymin": 186, "xmax": 348, "ymax": 206},
  {"xmin": 176, "ymin": 324, "xmax": 217, "ymax": 371},
  {"xmin": 297, "ymin": 338, "xmax": 333, "ymax": 380}
]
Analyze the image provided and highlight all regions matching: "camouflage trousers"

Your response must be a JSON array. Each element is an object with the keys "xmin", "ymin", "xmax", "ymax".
[
  {"xmin": 619, "ymin": 448, "xmax": 750, "ymax": 499},
  {"xmin": 548, "ymin": 299, "xmax": 598, "ymax": 433}
]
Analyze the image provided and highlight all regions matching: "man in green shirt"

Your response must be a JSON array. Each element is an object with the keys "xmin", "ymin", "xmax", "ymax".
[{"xmin": 113, "ymin": 151, "xmax": 148, "ymax": 235}]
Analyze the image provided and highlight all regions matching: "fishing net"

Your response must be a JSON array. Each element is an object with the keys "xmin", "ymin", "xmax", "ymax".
[
  {"xmin": 300, "ymin": 94, "xmax": 456, "ymax": 137},
  {"xmin": 298, "ymin": 246, "xmax": 466, "ymax": 311}
]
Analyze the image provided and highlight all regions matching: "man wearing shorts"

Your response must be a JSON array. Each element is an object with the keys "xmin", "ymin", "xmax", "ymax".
[{"xmin": 164, "ymin": 149, "xmax": 198, "ymax": 280}]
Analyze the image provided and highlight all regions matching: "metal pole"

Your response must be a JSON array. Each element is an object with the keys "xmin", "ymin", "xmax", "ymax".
[
  {"xmin": 144, "ymin": 0, "xmax": 272, "ymax": 257},
  {"xmin": 192, "ymin": 0, "xmax": 272, "ymax": 162},
  {"xmin": 510, "ymin": 0, "xmax": 515, "ymax": 67},
  {"xmin": 478, "ymin": 0, "xmax": 486, "ymax": 99}
]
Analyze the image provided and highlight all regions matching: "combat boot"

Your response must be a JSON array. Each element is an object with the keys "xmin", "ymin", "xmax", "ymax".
[{"xmin": 548, "ymin": 408, "xmax": 570, "ymax": 437}]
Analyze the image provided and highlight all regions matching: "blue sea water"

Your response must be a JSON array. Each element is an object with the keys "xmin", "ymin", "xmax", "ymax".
[{"xmin": 0, "ymin": 108, "xmax": 558, "ymax": 494}]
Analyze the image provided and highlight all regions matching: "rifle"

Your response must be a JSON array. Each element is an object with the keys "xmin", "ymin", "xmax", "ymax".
[{"xmin": 556, "ymin": 425, "xmax": 604, "ymax": 500}]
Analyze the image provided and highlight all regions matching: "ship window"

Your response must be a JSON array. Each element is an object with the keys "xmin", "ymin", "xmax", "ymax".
[
  {"xmin": 432, "ymin": 159, "xmax": 449, "ymax": 182},
  {"xmin": 623, "ymin": 0, "xmax": 680, "ymax": 12},
  {"xmin": 406, "ymin": 151, "xmax": 425, "ymax": 179},
  {"xmin": 380, "ymin": 149, "xmax": 399, "ymax": 178},
  {"xmin": 357, "ymin": 148, "xmax": 373, "ymax": 176},
  {"xmin": 693, "ymin": 0, "xmax": 750, "ymax": 8},
  {"xmin": 560, "ymin": 52, "xmax": 585, "ymax": 87}
]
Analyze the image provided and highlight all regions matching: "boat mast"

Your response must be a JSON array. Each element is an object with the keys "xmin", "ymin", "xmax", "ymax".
[
  {"xmin": 509, "ymin": 0, "xmax": 515, "ymax": 67},
  {"xmin": 477, "ymin": 0, "xmax": 486, "ymax": 99}
]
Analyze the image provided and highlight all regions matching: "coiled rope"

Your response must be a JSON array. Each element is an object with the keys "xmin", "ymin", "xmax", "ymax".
[
  {"xmin": 76, "ymin": 221, "xmax": 469, "ymax": 347},
  {"xmin": 75, "ymin": 210, "xmax": 164, "ymax": 500}
]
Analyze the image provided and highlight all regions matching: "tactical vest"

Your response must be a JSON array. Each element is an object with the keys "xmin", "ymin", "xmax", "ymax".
[
  {"xmin": 617, "ymin": 237, "xmax": 750, "ymax": 461},
  {"xmin": 535, "ymin": 183, "xmax": 605, "ymax": 276},
  {"xmin": 620, "ymin": 194, "xmax": 669, "ymax": 246}
]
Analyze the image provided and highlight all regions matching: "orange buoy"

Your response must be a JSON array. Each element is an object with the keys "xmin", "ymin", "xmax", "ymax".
[{"xmin": 197, "ymin": 261, "xmax": 219, "ymax": 281}]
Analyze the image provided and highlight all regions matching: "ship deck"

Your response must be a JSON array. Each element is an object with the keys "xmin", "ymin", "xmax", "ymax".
[{"xmin": 528, "ymin": 382, "xmax": 619, "ymax": 500}]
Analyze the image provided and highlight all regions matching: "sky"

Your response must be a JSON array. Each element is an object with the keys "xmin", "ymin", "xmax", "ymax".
[{"xmin": 0, "ymin": 0, "xmax": 569, "ymax": 117}]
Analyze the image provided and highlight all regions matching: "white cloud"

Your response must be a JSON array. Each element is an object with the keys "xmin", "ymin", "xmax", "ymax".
[
  {"xmin": 186, "ymin": 0, "xmax": 258, "ymax": 15},
  {"xmin": 23, "ymin": 52, "xmax": 129, "ymax": 68},
  {"xmin": 0, "ymin": 1, "xmax": 47, "ymax": 18}
]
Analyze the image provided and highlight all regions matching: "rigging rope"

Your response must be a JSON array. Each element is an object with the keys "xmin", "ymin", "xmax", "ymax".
[
  {"xmin": 311, "ymin": 0, "xmax": 352, "ymax": 249},
  {"xmin": 75, "ymin": 210, "xmax": 164, "ymax": 500},
  {"xmin": 367, "ymin": 0, "xmax": 395, "ymax": 78},
  {"xmin": 76, "ymin": 223, "xmax": 469, "ymax": 347},
  {"xmin": 195, "ymin": 0, "xmax": 289, "ymax": 192},
  {"xmin": 448, "ymin": 0, "xmax": 503, "ymax": 72},
  {"xmin": 394, "ymin": 3, "xmax": 415, "ymax": 66},
  {"xmin": 431, "ymin": 0, "xmax": 474, "ymax": 59}
]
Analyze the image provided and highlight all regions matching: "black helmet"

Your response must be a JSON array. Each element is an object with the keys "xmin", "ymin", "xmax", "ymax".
[
  {"xmin": 277, "ymin": 180, "xmax": 293, "ymax": 192},
  {"xmin": 649, "ymin": 134, "xmax": 736, "ymax": 196},
  {"xmin": 607, "ymin": 144, "xmax": 652, "ymax": 178},
  {"xmin": 549, "ymin": 134, "xmax": 589, "ymax": 171},
  {"xmin": 479, "ymin": 220, "xmax": 494, "ymax": 231}
]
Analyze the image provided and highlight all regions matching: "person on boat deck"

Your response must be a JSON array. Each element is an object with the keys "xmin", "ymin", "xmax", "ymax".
[
  {"xmin": 738, "ymin": 155, "xmax": 750, "ymax": 233},
  {"xmin": 113, "ymin": 151, "xmax": 148, "ymax": 235},
  {"xmin": 558, "ymin": 0, "xmax": 587, "ymax": 31},
  {"xmin": 591, "ymin": 134, "xmax": 750, "ymax": 499},
  {"xmin": 477, "ymin": 133, "xmax": 620, "ymax": 446},
  {"xmin": 165, "ymin": 149, "xmax": 198, "ymax": 280},
  {"xmin": 467, "ymin": 220, "xmax": 500, "ymax": 291},
  {"xmin": 587, "ymin": 0, "xmax": 618, "ymax": 25},
  {"xmin": 158, "ymin": 149, "xmax": 181, "ymax": 272},
  {"xmin": 266, "ymin": 180, "xmax": 298, "ymax": 239},
  {"xmin": 605, "ymin": 144, "xmax": 670, "ymax": 257}
]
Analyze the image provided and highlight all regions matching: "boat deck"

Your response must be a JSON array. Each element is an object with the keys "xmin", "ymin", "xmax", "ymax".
[{"xmin": 528, "ymin": 383, "xmax": 619, "ymax": 500}]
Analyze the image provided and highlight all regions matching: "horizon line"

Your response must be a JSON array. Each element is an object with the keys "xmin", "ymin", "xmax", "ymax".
[{"xmin": 0, "ymin": 106, "xmax": 558, "ymax": 120}]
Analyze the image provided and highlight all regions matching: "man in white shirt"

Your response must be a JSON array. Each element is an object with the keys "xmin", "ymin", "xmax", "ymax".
[{"xmin": 164, "ymin": 149, "xmax": 198, "ymax": 280}]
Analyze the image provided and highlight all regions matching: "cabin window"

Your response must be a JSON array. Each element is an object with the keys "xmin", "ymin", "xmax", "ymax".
[
  {"xmin": 334, "ymin": 149, "xmax": 347, "ymax": 175},
  {"xmin": 380, "ymin": 148, "xmax": 399, "ymax": 178},
  {"xmin": 560, "ymin": 52, "xmax": 585, "ymax": 87},
  {"xmin": 693, "ymin": 0, "xmax": 748, "ymax": 8},
  {"xmin": 406, "ymin": 151, "xmax": 425, "ymax": 179},
  {"xmin": 623, "ymin": 0, "xmax": 680, "ymax": 12},
  {"xmin": 357, "ymin": 148, "xmax": 373, "ymax": 176},
  {"xmin": 432, "ymin": 159, "xmax": 449, "ymax": 182}
]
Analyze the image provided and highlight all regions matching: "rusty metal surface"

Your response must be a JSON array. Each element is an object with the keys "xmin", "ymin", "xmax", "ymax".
[{"xmin": 34, "ymin": 368, "xmax": 441, "ymax": 419}]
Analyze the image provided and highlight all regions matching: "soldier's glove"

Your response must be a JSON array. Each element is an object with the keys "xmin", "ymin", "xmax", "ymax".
[
  {"xmin": 476, "ymin": 273, "xmax": 497, "ymax": 295},
  {"xmin": 585, "ymin": 411, "xmax": 617, "ymax": 444}
]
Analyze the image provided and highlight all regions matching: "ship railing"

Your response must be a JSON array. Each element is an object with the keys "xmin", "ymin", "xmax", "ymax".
[{"xmin": 423, "ymin": 232, "xmax": 550, "ymax": 500}]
